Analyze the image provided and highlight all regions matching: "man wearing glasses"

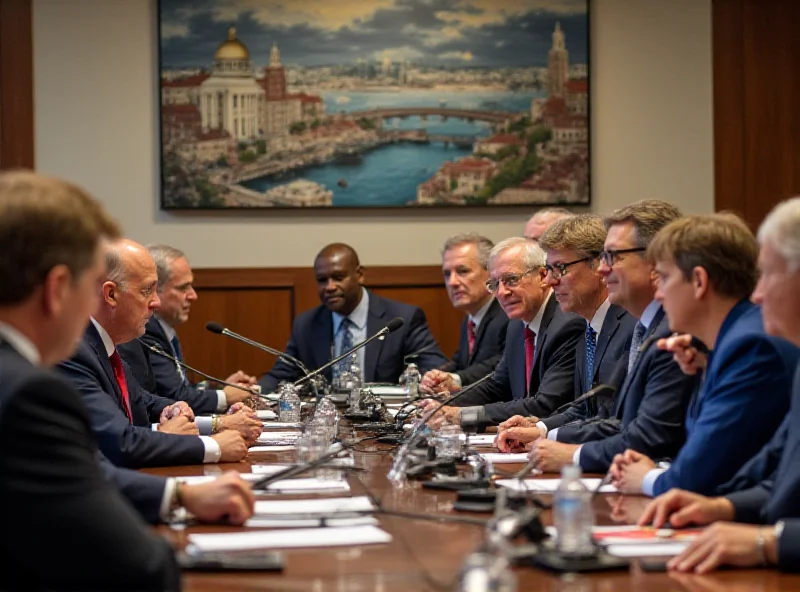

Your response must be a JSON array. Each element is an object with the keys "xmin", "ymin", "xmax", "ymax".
[
  {"xmin": 506, "ymin": 200, "xmax": 698, "ymax": 475},
  {"xmin": 426, "ymin": 237, "xmax": 585, "ymax": 428},
  {"xmin": 496, "ymin": 214, "xmax": 636, "ymax": 451}
]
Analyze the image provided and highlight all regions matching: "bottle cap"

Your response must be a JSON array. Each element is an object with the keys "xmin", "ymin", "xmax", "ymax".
[{"xmin": 561, "ymin": 464, "xmax": 581, "ymax": 480}]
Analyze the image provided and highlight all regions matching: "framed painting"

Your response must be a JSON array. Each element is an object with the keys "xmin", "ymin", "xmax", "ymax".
[{"xmin": 158, "ymin": 0, "xmax": 590, "ymax": 209}]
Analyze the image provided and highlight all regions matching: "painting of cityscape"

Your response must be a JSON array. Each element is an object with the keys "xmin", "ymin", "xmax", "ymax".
[{"xmin": 158, "ymin": 0, "xmax": 589, "ymax": 209}]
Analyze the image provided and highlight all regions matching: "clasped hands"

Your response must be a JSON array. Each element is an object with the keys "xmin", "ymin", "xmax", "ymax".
[{"xmin": 158, "ymin": 400, "xmax": 262, "ymax": 445}]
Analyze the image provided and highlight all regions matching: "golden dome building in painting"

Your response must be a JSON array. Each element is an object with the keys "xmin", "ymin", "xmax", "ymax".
[{"xmin": 199, "ymin": 27, "xmax": 263, "ymax": 140}]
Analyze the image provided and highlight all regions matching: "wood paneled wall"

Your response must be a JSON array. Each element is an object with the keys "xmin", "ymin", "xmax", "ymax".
[
  {"xmin": 713, "ymin": 0, "xmax": 800, "ymax": 227},
  {"xmin": 177, "ymin": 266, "xmax": 463, "ymax": 381},
  {"xmin": 0, "ymin": 0, "xmax": 34, "ymax": 169}
]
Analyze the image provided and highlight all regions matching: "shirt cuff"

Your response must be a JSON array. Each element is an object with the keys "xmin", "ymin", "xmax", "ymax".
[
  {"xmin": 159, "ymin": 478, "xmax": 176, "ymax": 522},
  {"xmin": 200, "ymin": 435, "xmax": 222, "ymax": 463},
  {"xmin": 642, "ymin": 468, "xmax": 667, "ymax": 497},
  {"xmin": 572, "ymin": 445, "xmax": 582, "ymax": 465},
  {"xmin": 546, "ymin": 426, "xmax": 559, "ymax": 441},
  {"xmin": 216, "ymin": 390, "xmax": 227, "ymax": 411},
  {"xmin": 536, "ymin": 421, "xmax": 549, "ymax": 439},
  {"xmin": 450, "ymin": 373, "xmax": 462, "ymax": 388},
  {"xmin": 196, "ymin": 416, "xmax": 213, "ymax": 435},
  {"xmin": 151, "ymin": 423, "xmax": 159, "ymax": 431}
]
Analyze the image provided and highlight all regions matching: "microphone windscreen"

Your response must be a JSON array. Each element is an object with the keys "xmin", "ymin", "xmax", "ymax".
[
  {"xmin": 386, "ymin": 317, "xmax": 404, "ymax": 332},
  {"xmin": 205, "ymin": 321, "xmax": 225, "ymax": 334}
]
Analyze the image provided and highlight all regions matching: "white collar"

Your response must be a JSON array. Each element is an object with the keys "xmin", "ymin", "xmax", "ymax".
[
  {"xmin": 90, "ymin": 318, "xmax": 116, "ymax": 357},
  {"xmin": 526, "ymin": 289, "xmax": 553, "ymax": 336},
  {"xmin": 0, "ymin": 321, "xmax": 41, "ymax": 365},
  {"xmin": 589, "ymin": 298, "xmax": 612, "ymax": 336},
  {"xmin": 469, "ymin": 297, "xmax": 495, "ymax": 329},
  {"xmin": 332, "ymin": 288, "xmax": 369, "ymax": 332},
  {"xmin": 156, "ymin": 315, "xmax": 177, "ymax": 342}
]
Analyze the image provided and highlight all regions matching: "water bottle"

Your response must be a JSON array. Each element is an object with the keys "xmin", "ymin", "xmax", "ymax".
[
  {"xmin": 403, "ymin": 362, "xmax": 420, "ymax": 401},
  {"xmin": 314, "ymin": 396, "xmax": 339, "ymax": 443},
  {"xmin": 552, "ymin": 465, "xmax": 595, "ymax": 557},
  {"xmin": 346, "ymin": 356, "xmax": 363, "ymax": 412},
  {"xmin": 278, "ymin": 383, "xmax": 301, "ymax": 423},
  {"xmin": 457, "ymin": 530, "xmax": 516, "ymax": 592}
]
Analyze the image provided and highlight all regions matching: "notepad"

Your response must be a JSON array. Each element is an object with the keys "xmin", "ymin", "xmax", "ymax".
[
  {"xmin": 176, "ymin": 473, "xmax": 264, "ymax": 485},
  {"xmin": 187, "ymin": 525, "xmax": 392, "ymax": 552},
  {"xmin": 496, "ymin": 478, "xmax": 617, "ymax": 493},
  {"xmin": 246, "ymin": 516, "xmax": 378, "ymax": 528},
  {"xmin": 461, "ymin": 434, "xmax": 496, "ymax": 445},
  {"xmin": 254, "ymin": 496, "xmax": 374, "ymax": 516},
  {"xmin": 258, "ymin": 478, "xmax": 351, "ymax": 493},
  {"xmin": 606, "ymin": 543, "xmax": 689, "ymax": 558},
  {"xmin": 248, "ymin": 445, "xmax": 296, "ymax": 452},
  {"xmin": 479, "ymin": 452, "xmax": 530, "ymax": 464}
]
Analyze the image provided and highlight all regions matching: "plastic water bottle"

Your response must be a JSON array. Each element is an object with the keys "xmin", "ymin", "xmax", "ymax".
[
  {"xmin": 346, "ymin": 356, "xmax": 363, "ymax": 412},
  {"xmin": 552, "ymin": 465, "xmax": 595, "ymax": 557},
  {"xmin": 403, "ymin": 362, "xmax": 420, "ymax": 401},
  {"xmin": 278, "ymin": 383, "xmax": 301, "ymax": 423}
]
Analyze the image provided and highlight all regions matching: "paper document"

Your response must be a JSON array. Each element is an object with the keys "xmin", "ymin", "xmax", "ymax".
[
  {"xmin": 479, "ymin": 452, "xmax": 530, "ymax": 464},
  {"xmin": 255, "ymin": 410, "xmax": 277, "ymax": 420},
  {"xmin": 258, "ymin": 431, "xmax": 301, "ymax": 439},
  {"xmin": 496, "ymin": 478, "xmax": 617, "ymax": 493},
  {"xmin": 246, "ymin": 516, "xmax": 378, "ymax": 528},
  {"xmin": 249, "ymin": 465, "xmax": 291, "ymax": 475},
  {"xmin": 461, "ymin": 434, "xmax": 496, "ymax": 445},
  {"xmin": 367, "ymin": 386, "xmax": 406, "ymax": 397},
  {"xmin": 259, "ymin": 478, "xmax": 351, "ymax": 493},
  {"xmin": 176, "ymin": 473, "xmax": 263, "ymax": 485},
  {"xmin": 606, "ymin": 543, "xmax": 690, "ymax": 558},
  {"xmin": 248, "ymin": 445, "xmax": 296, "ymax": 452},
  {"xmin": 261, "ymin": 422, "xmax": 302, "ymax": 429},
  {"xmin": 187, "ymin": 525, "xmax": 392, "ymax": 552},
  {"xmin": 254, "ymin": 496, "xmax": 374, "ymax": 516}
]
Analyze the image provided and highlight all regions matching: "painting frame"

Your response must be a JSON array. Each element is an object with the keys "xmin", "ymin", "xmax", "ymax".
[{"xmin": 157, "ymin": 0, "xmax": 591, "ymax": 210}]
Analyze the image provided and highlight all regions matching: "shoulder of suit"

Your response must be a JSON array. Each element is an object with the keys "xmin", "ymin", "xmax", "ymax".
[{"xmin": 369, "ymin": 291, "xmax": 417, "ymax": 316}]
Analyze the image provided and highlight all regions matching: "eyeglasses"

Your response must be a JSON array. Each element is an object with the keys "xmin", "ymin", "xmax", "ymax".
[
  {"xmin": 485, "ymin": 268, "xmax": 538, "ymax": 294},
  {"xmin": 544, "ymin": 255, "xmax": 598, "ymax": 280},
  {"xmin": 599, "ymin": 247, "xmax": 647, "ymax": 267}
]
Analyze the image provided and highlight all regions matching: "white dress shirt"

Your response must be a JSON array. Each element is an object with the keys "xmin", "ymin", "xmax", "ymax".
[{"xmin": 332, "ymin": 288, "xmax": 369, "ymax": 379}]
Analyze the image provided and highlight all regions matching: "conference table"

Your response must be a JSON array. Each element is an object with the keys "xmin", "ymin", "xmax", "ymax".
[{"xmin": 145, "ymin": 428, "xmax": 796, "ymax": 592}]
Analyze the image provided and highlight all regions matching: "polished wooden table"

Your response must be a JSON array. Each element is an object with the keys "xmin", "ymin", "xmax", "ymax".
[{"xmin": 145, "ymin": 439, "xmax": 795, "ymax": 592}]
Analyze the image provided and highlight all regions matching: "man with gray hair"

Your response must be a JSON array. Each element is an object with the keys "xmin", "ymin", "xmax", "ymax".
[
  {"xmin": 118, "ymin": 244, "xmax": 256, "ymax": 415},
  {"xmin": 524, "ymin": 207, "xmax": 573, "ymax": 243},
  {"xmin": 425, "ymin": 237, "xmax": 584, "ymax": 427},
  {"xmin": 421, "ymin": 233, "xmax": 509, "ymax": 391}
]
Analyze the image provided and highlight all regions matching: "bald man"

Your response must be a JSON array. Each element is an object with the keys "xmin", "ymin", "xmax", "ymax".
[
  {"xmin": 524, "ymin": 208, "xmax": 573, "ymax": 243},
  {"xmin": 259, "ymin": 243, "xmax": 449, "ymax": 391}
]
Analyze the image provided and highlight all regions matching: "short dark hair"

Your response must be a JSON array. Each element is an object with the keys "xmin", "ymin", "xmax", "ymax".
[
  {"xmin": 0, "ymin": 171, "xmax": 120, "ymax": 305},
  {"xmin": 604, "ymin": 200, "xmax": 683, "ymax": 248}
]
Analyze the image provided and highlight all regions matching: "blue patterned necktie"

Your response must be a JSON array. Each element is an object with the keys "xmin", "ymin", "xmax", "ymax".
[
  {"xmin": 627, "ymin": 322, "xmax": 646, "ymax": 373},
  {"xmin": 332, "ymin": 318, "xmax": 354, "ymax": 382},
  {"xmin": 585, "ymin": 325, "xmax": 597, "ymax": 389},
  {"xmin": 170, "ymin": 335, "xmax": 187, "ymax": 383}
]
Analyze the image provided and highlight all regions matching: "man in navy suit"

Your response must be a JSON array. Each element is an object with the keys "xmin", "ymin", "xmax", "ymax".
[
  {"xmin": 637, "ymin": 198, "xmax": 800, "ymax": 573},
  {"xmin": 525, "ymin": 200, "xmax": 697, "ymax": 474},
  {"xmin": 118, "ymin": 244, "xmax": 256, "ymax": 414},
  {"xmin": 421, "ymin": 233, "xmax": 508, "ymax": 391},
  {"xmin": 611, "ymin": 214, "xmax": 799, "ymax": 496},
  {"xmin": 0, "ymin": 172, "xmax": 253, "ymax": 590},
  {"xmin": 495, "ymin": 214, "xmax": 636, "ymax": 451},
  {"xmin": 58, "ymin": 239, "xmax": 252, "ymax": 468},
  {"xmin": 429, "ymin": 237, "xmax": 585, "ymax": 427},
  {"xmin": 258, "ymin": 243, "xmax": 449, "ymax": 392}
]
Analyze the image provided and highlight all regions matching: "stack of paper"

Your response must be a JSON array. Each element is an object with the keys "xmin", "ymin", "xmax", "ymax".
[
  {"xmin": 187, "ymin": 525, "xmax": 392, "ymax": 552},
  {"xmin": 479, "ymin": 452, "xmax": 530, "ymax": 464},
  {"xmin": 175, "ymin": 473, "xmax": 264, "ymax": 486},
  {"xmin": 258, "ymin": 477, "xmax": 351, "ymax": 493},
  {"xmin": 461, "ymin": 434, "xmax": 496, "ymax": 445},
  {"xmin": 246, "ymin": 496, "xmax": 376, "ymax": 527},
  {"xmin": 496, "ymin": 478, "xmax": 616, "ymax": 493},
  {"xmin": 541, "ymin": 525, "xmax": 695, "ymax": 558}
]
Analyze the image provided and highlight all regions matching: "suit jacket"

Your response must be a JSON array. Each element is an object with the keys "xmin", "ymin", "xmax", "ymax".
[
  {"xmin": 557, "ymin": 306, "xmax": 698, "ymax": 473},
  {"xmin": 57, "ymin": 323, "xmax": 205, "ymax": 468},
  {"xmin": 258, "ymin": 291, "xmax": 449, "ymax": 391},
  {"xmin": 452, "ymin": 295, "xmax": 585, "ymax": 424},
  {"xmin": 542, "ymin": 303, "xmax": 636, "ymax": 431},
  {"xmin": 0, "ymin": 341, "xmax": 179, "ymax": 591},
  {"xmin": 651, "ymin": 302, "xmax": 798, "ymax": 496},
  {"xmin": 118, "ymin": 316, "xmax": 220, "ymax": 414},
  {"xmin": 441, "ymin": 299, "xmax": 509, "ymax": 386},
  {"xmin": 718, "ymin": 416, "xmax": 789, "ymax": 495}
]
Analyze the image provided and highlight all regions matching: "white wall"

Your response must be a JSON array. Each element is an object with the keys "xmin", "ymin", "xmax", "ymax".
[{"xmin": 32, "ymin": 0, "xmax": 714, "ymax": 267}]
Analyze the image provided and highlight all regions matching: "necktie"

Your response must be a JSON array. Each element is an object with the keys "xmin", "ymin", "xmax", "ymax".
[
  {"xmin": 170, "ymin": 335, "xmax": 184, "ymax": 363},
  {"xmin": 524, "ymin": 327, "xmax": 536, "ymax": 393},
  {"xmin": 109, "ymin": 350, "xmax": 133, "ymax": 423},
  {"xmin": 467, "ymin": 320, "xmax": 477, "ymax": 358},
  {"xmin": 628, "ymin": 322, "xmax": 646, "ymax": 373},
  {"xmin": 332, "ymin": 318, "xmax": 354, "ymax": 383},
  {"xmin": 585, "ymin": 325, "xmax": 597, "ymax": 389}
]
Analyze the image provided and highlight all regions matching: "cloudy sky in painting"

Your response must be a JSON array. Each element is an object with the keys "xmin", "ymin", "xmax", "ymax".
[{"xmin": 159, "ymin": 0, "xmax": 587, "ymax": 68}]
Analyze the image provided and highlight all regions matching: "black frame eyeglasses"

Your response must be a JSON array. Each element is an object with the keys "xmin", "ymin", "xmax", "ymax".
[
  {"xmin": 599, "ymin": 247, "xmax": 647, "ymax": 266},
  {"xmin": 544, "ymin": 255, "xmax": 598, "ymax": 280}
]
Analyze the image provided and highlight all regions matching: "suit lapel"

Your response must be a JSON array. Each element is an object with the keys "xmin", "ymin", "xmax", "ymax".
[
  {"xmin": 613, "ymin": 307, "xmax": 665, "ymax": 416},
  {"xmin": 85, "ymin": 324, "xmax": 125, "ymax": 410},
  {"xmin": 313, "ymin": 310, "xmax": 334, "ymax": 377},
  {"xmin": 364, "ymin": 294, "xmax": 386, "ymax": 383},
  {"xmin": 528, "ymin": 296, "xmax": 557, "ymax": 394},
  {"xmin": 593, "ymin": 304, "xmax": 622, "ymax": 379},
  {"xmin": 469, "ymin": 299, "xmax": 498, "ymax": 364}
]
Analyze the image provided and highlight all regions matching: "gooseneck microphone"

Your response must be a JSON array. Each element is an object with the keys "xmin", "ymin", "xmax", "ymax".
[
  {"xmin": 294, "ymin": 317, "xmax": 405, "ymax": 386},
  {"xmin": 138, "ymin": 340, "xmax": 257, "ymax": 395},
  {"xmin": 205, "ymin": 321, "xmax": 310, "ymax": 376},
  {"xmin": 550, "ymin": 383, "xmax": 617, "ymax": 416}
]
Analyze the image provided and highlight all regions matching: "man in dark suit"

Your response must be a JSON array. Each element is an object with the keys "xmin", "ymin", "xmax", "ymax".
[
  {"xmin": 118, "ymin": 244, "xmax": 257, "ymax": 414},
  {"xmin": 611, "ymin": 214, "xmax": 799, "ymax": 497},
  {"xmin": 495, "ymin": 214, "xmax": 636, "ymax": 450},
  {"xmin": 421, "ymin": 233, "xmax": 508, "ymax": 391},
  {"xmin": 258, "ymin": 243, "xmax": 449, "ymax": 392},
  {"xmin": 428, "ymin": 237, "xmax": 585, "ymax": 427},
  {"xmin": 58, "ymin": 239, "xmax": 252, "ymax": 468},
  {"xmin": 524, "ymin": 200, "xmax": 697, "ymax": 474},
  {"xmin": 635, "ymin": 198, "xmax": 800, "ymax": 574}
]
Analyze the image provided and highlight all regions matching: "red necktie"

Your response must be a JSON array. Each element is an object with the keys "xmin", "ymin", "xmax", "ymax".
[
  {"xmin": 109, "ymin": 350, "xmax": 133, "ymax": 423},
  {"xmin": 524, "ymin": 327, "xmax": 536, "ymax": 393},
  {"xmin": 467, "ymin": 320, "xmax": 477, "ymax": 358}
]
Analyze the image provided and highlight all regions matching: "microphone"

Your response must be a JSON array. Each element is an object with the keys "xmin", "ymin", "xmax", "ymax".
[
  {"xmin": 403, "ymin": 343, "xmax": 435, "ymax": 364},
  {"xmin": 205, "ymin": 321, "xmax": 310, "ymax": 376},
  {"xmin": 550, "ymin": 383, "xmax": 617, "ymax": 416},
  {"xmin": 294, "ymin": 317, "xmax": 405, "ymax": 386},
  {"xmin": 139, "ymin": 340, "xmax": 257, "ymax": 396}
]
